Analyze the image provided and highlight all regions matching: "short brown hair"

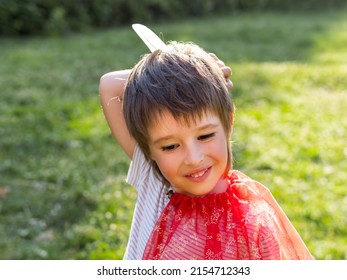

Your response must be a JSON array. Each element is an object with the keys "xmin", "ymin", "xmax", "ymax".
[{"xmin": 123, "ymin": 42, "xmax": 234, "ymax": 180}]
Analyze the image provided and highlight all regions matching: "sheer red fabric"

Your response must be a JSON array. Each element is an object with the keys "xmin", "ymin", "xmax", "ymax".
[{"xmin": 143, "ymin": 170, "xmax": 313, "ymax": 260}]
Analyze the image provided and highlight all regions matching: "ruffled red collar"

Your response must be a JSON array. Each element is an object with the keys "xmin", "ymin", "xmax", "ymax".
[{"xmin": 143, "ymin": 170, "xmax": 313, "ymax": 260}]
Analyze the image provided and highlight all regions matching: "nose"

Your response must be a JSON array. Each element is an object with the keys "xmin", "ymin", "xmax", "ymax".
[{"xmin": 183, "ymin": 143, "xmax": 204, "ymax": 166}]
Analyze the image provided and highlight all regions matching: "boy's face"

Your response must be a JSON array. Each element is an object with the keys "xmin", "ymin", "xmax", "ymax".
[{"xmin": 148, "ymin": 110, "xmax": 231, "ymax": 196}]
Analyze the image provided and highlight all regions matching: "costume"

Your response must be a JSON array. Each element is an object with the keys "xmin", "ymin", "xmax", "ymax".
[
  {"xmin": 143, "ymin": 170, "xmax": 313, "ymax": 260},
  {"xmin": 123, "ymin": 145, "xmax": 170, "ymax": 260}
]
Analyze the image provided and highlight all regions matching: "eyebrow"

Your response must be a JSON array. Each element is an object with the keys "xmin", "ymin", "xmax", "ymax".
[{"xmin": 152, "ymin": 123, "xmax": 220, "ymax": 145}]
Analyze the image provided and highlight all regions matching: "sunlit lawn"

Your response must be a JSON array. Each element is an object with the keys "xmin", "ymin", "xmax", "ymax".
[{"xmin": 1, "ymin": 9, "xmax": 346, "ymax": 259}]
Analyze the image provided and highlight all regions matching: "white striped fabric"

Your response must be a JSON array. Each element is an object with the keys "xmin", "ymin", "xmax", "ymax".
[{"xmin": 123, "ymin": 145, "xmax": 170, "ymax": 260}]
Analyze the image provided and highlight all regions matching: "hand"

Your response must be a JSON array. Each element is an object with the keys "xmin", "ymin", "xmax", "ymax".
[{"xmin": 209, "ymin": 53, "xmax": 233, "ymax": 91}]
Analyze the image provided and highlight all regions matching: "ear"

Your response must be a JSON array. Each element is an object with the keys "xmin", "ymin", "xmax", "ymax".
[{"xmin": 229, "ymin": 112, "xmax": 235, "ymax": 133}]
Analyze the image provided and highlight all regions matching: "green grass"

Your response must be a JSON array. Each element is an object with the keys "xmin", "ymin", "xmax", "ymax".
[{"xmin": 1, "ymin": 9, "xmax": 347, "ymax": 259}]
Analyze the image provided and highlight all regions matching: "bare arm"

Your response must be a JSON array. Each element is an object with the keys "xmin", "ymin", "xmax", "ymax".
[{"xmin": 99, "ymin": 70, "xmax": 136, "ymax": 159}]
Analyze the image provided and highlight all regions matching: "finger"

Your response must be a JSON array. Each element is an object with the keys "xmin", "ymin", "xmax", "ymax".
[
  {"xmin": 209, "ymin": 52, "xmax": 218, "ymax": 61},
  {"xmin": 215, "ymin": 59, "xmax": 226, "ymax": 68},
  {"xmin": 226, "ymin": 79, "xmax": 233, "ymax": 91},
  {"xmin": 221, "ymin": 66, "xmax": 232, "ymax": 79},
  {"xmin": 209, "ymin": 53, "xmax": 226, "ymax": 67}
]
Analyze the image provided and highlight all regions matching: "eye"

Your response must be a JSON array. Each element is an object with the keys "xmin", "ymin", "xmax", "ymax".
[
  {"xmin": 198, "ymin": 132, "xmax": 215, "ymax": 141},
  {"xmin": 162, "ymin": 144, "xmax": 179, "ymax": 151}
]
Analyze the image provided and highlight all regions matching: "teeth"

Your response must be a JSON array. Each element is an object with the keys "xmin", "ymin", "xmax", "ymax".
[{"xmin": 190, "ymin": 168, "xmax": 208, "ymax": 178}]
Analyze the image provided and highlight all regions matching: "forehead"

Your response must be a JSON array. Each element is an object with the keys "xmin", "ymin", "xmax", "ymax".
[{"xmin": 147, "ymin": 110, "xmax": 222, "ymax": 141}]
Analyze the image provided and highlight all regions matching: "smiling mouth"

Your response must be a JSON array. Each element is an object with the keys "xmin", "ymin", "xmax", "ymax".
[{"xmin": 187, "ymin": 167, "xmax": 211, "ymax": 178}]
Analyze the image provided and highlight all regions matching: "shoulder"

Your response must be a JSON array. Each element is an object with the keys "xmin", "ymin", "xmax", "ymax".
[
  {"xmin": 127, "ymin": 144, "xmax": 151, "ymax": 188},
  {"xmin": 228, "ymin": 170, "xmax": 272, "ymax": 201},
  {"xmin": 228, "ymin": 170, "xmax": 279, "ymax": 233},
  {"xmin": 228, "ymin": 170, "xmax": 285, "ymax": 225},
  {"xmin": 128, "ymin": 145, "xmax": 171, "ymax": 196}
]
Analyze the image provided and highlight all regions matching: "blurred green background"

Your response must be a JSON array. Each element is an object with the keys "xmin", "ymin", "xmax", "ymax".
[{"xmin": 1, "ymin": 0, "xmax": 347, "ymax": 259}]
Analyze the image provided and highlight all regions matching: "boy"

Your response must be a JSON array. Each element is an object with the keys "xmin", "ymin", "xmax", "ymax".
[
  {"xmin": 99, "ymin": 42, "xmax": 312, "ymax": 260},
  {"xmin": 99, "ymin": 42, "xmax": 232, "ymax": 259}
]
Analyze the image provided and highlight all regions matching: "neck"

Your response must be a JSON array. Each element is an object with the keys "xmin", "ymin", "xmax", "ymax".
[{"xmin": 209, "ymin": 176, "xmax": 228, "ymax": 194}]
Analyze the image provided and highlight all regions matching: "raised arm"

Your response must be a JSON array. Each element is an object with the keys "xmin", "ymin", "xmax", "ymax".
[{"xmin": 99, "ymin": 70, "xmax": 136, "ymax": 159}]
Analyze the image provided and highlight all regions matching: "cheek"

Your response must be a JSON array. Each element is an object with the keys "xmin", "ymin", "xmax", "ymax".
[
  {"xmin": 209, "ymin": 138, "xmax": 229, "ymax": 165},
  {"xmin": 152, "ymin": 154, "xmax": 178, "ymax": 180},
  {"xmin": 213, "ymin": 136, "xmax": 228, "ymax": 152}
]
